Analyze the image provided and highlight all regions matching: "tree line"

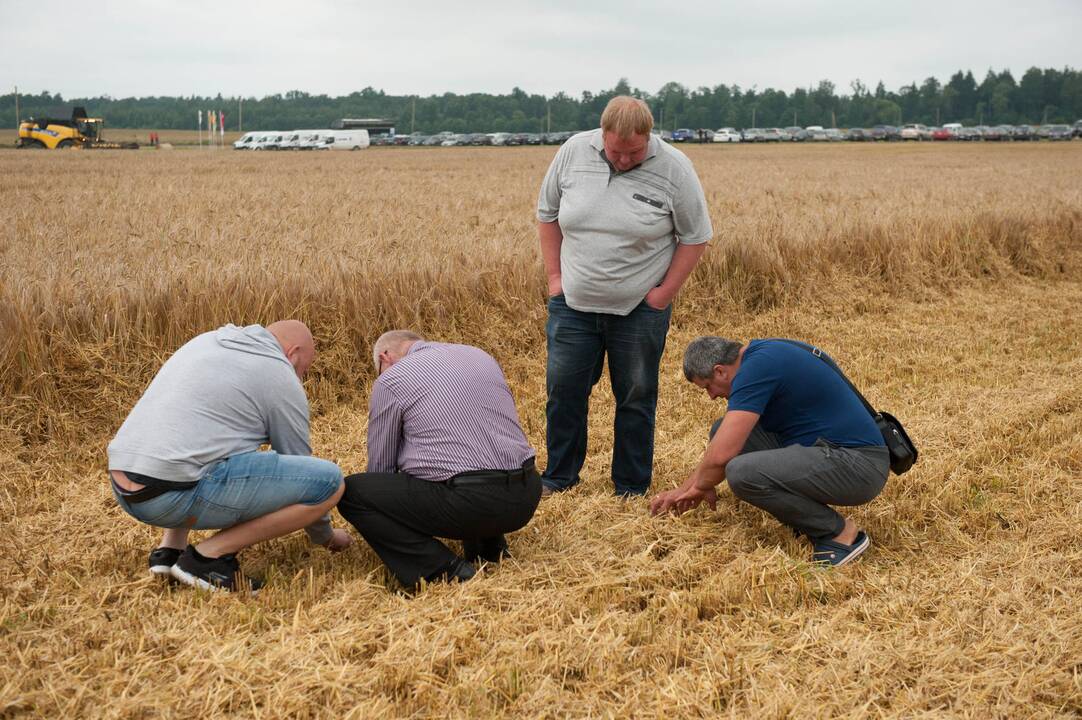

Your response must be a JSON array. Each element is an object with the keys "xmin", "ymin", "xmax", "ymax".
[{"xmin": 3, "ymin": 67, "xmax": 1080, "ymax": 133}]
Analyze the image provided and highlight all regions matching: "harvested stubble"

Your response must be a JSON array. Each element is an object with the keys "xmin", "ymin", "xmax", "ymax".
[{"xmin": 1, "ymin": 143, "xmax": 1081, "ymax": 718}]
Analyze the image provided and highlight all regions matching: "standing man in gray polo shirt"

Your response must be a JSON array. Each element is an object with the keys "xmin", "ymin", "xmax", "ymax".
[{"xmin": 536, "ymin": 95, "xmax": 713, "ymax": 497}]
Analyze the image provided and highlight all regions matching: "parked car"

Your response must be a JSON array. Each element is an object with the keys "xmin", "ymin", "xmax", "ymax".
[
  {"xmin": 983, "ymin": 126, "xmax": 1011, "ymax": 141},
  {"xmin": 782, "ymin": 126, "xmax": 807, "ymax": 141},
  {"xmin": 1073, "ymin": 120, "xmax": 1082, "ymax": 138},
  {"xmin": 931, "ymin": 127, "xmax": 954, "ymax": 141},
  {"xmin": 1043, "ymin": 124, "xmax": 1074, "ymax": 141},
  {"xmin": 900, "ymin": 124, "xmax": 931, "ymax": 141},
  {"xmin": 871, "ymin": 125, "xmax": 901, "ymax": 141},
  {"xmin": 955, "ymin": 127, "xmax": 982, "ymax": 141},
  {"xmin": 847, "ymin": 128, "xmax": 872, "ymax": 141},
  {"xmin": 490, "ymin": 132, "xmax": 512, "ymax": 146},
  {"xmin": 824, "ymin": 128, "xmax": 845, "ymax": 142},
  {"xmin": 671, "ymin": 128, "xmax": 694, "ymax": 142},
  {"xmin": 805, "ymin": 127, "xmax": 829, "ymax": 142},
  {"xmin": 423, "ymin": 134, "xmax": 445, "ymax": 146},
  {"xmin": 712, "ymin": 127, "xmax": 741, "ymax": 143}
]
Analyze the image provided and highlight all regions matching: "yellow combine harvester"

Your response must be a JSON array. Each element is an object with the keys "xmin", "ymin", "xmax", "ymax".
[{"xmin": 17, "ymin": 106, "xmax": 139, "ymax": 149}]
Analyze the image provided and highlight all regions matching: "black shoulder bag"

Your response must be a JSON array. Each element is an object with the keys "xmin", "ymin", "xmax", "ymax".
[{"xmin": 778, "ymin": 340, "xmax": 918, "ymax": 475}]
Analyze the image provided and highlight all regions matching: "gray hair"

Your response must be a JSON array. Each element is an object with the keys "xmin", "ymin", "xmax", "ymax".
[
  {"xmin": 683, "ymin": 336, "xmax": 743, "ymax": 381},
  {"xmin": 372, "ymin": 330, "xmax": 424, "ymax": 371}
]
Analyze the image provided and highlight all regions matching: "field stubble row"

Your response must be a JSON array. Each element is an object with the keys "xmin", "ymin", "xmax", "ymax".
[{"xmin": 1, "ymin": 144, "xmax": 1081, "ymax": 717}]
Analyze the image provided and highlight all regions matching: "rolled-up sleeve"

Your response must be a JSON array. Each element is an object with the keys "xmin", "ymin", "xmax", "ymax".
[
  {"xmin": 672, "ymin": 166, "xmax": 713, "ymax": 245},
  {"xmin": 366, "ymin": 379, "xmax": 403, "ymax": 473},
  {"xmin": 536, "ymin": 143, "xmax": 570, "ymax": 223}
]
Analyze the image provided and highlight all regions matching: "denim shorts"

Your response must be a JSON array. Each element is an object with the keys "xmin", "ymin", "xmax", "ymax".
[{"xmin": 112, "ymin": 451, "xmax": 343, "ymax": 530}]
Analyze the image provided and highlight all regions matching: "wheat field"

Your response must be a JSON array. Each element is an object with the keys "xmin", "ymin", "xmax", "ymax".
[{"xmin": 1, "ymin": 143, "xmax": 1081, "ymax": 718}]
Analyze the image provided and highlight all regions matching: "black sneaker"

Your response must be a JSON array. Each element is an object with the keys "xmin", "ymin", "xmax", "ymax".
[
  {"xmin": 148, "ymin": 547, "xmax": 182, "ymax": 577},
  {"xmin": 170, "ymin": 545, "xmax": 263, "ymax": 594}
]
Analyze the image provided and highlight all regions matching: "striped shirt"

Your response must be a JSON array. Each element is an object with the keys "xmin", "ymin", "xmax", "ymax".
[{"xmin": 366, "ymin": 342, "xmax": 534, "ymax": 481}]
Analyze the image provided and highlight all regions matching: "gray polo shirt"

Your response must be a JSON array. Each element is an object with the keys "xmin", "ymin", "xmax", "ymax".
[{"xmin": 536, "ymin": 128, "xmax": 712, "ymax": 315}]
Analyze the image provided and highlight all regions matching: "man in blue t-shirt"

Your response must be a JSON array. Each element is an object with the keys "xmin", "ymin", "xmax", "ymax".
[{"xmin": 650, "ymin": 336, "xmax": 890, "ymax": 567}]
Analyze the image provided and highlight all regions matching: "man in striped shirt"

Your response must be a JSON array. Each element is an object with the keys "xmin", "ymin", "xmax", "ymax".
[{"xmin": 338, "ymin": 330, "xmax": 542, "ymax": 588}]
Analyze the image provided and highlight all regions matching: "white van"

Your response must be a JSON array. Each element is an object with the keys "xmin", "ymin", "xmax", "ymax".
[
  {"xmin": 298, "ymin": 131, "xmax": 331, "ymax": 150},
  {"xmin": 315, "ymin": 129, "xmax": 370, "ymax": 151},
  {"xmin": 278, "ymin": 131, "xmax": 307, "ymax": 150},
  {"xmin": 233, "ymin": 131, "xmax": 260, "ymax": 150},
  {"xmin": 250, "ymin": 133, "xmax": 281, "ymax": 151}
]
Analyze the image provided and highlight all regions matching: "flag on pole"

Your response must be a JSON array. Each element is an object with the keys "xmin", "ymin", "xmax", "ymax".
[{"xmin": 219, "ymin": 110, "xmax": 225, "ymax": 136}]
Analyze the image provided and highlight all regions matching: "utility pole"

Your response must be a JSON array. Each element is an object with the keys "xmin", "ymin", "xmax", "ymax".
[
  {"xmin": 547, "ymin": 104, "xmax": 551, "ymax": 133},
  {"xmin": 14, "ymin": 85, "xmax": 19, "ymax": 131},
  {"xmin": 793, "ymin": 109, "xmax": 797, "ymax": 126},
  {"xmin": 831, "ymin": 109, "xmax": 837, "ymax": 128},
  {"xmin": 238, "ymin": 98, "xmax": 243, "ymax": 133},
  {"xmin": 411, "ymin": 96, "xmax": 416, "ymax": 134}
]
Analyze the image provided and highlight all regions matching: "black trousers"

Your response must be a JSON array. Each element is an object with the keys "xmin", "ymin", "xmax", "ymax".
[{"xmin": 338, "ymin": 463, "xmax": 542, "ymax": 586}]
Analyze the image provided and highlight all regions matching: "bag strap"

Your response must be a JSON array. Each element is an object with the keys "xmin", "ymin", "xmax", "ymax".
[{"xmin": 773, "ymin": 339, "xmax": 878, "ymax": 419}]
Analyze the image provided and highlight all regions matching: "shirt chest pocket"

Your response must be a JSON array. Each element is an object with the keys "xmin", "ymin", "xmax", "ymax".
[{"xmin": 624, "ymin": 190, "xmax": 672, "ymax": 226}]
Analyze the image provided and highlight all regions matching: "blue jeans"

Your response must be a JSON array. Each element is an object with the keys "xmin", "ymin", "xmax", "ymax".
[
  {"xmin": 543, "ymin": 294, "xmax": 672, "ymax": 496},
  {"xmin": 112, "ymin": 451, "xmax": 342, "ymax": 529}
]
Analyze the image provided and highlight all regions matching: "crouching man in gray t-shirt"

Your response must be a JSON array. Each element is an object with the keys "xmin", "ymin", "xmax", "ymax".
[{"xmin": 107, "ymin": 320, "xmax": 353, "ymax": 593}]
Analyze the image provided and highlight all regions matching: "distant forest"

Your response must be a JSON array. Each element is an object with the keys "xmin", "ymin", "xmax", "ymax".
[{"xmin": 3, "ymin": 68, "xmax": 1080, "ymax": 133}]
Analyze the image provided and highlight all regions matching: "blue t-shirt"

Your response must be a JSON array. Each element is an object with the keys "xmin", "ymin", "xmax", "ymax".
[{"xmin": 727, "ymin": 340, "xmax": 884, "ymax": 448}]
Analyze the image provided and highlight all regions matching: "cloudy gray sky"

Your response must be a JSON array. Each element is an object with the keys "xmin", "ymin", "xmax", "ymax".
[{"xmin": 1, "ymin": 0, "xmax": 1078, "ymax": 99}]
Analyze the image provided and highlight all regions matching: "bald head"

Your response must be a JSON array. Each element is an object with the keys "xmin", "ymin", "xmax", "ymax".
[
  {"xmin": 268, "ymin": 319, "xmax": 315, "ymax": 379},
  {"xmin": 372, "ymin": 330, "xmax": 424, "ymax": 374}
]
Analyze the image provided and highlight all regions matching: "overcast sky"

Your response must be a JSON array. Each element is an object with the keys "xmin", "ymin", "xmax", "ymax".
[{"xmin": 1, "ymin": 0, "xmax": 1078, "ymax": 99}]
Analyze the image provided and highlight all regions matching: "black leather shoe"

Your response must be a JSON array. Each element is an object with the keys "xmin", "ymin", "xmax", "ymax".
[
  {"xmin": 463, "ymin": 536, "xmax": 509, "ymax": 564},
  {"xmin": 423, "ymin": 557, "xmax": 476, "ymax": 585}
]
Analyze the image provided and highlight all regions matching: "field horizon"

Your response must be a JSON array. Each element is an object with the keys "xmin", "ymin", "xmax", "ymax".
[{"xmin": 2, "ymin": 143, "xmax": 1080, "ymax": 718}]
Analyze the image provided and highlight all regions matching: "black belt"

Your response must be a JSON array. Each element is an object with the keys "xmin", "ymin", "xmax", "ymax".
[
  {"xmin": 446, "ymin": 458, "xmax": 536, "ymax": 488},
  {"xmin": 111, "ymin": 471, "xmax": 197, "ymax": 504}
]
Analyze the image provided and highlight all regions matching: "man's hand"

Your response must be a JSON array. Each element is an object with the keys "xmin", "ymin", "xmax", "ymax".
[
  {"xmin": 547, "ymin": 275, "xmax": 563, "ymax": 297},
  {"xmin": 644, "ymin": 286, "xmax": 674, "ymax": 310},
  {"xmin": 673, "ymin": 484, "xmax": 718, "ymax": 515},
  {"xmin": 649, "ymin": 488, "xmax": 682, "ymax": 516},
  {"xmin": 323, "ymin": 528, "xmax": 354, "ymax": 553}
]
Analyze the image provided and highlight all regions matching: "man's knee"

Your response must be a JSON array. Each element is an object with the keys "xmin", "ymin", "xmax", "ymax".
[
  {"xmin": 726, "ymin": 455, "xmax": 765, "ymax": 500},
  {"xmin": 339, "ymin": 473, "xmax": 372, "ymax": 511}
]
